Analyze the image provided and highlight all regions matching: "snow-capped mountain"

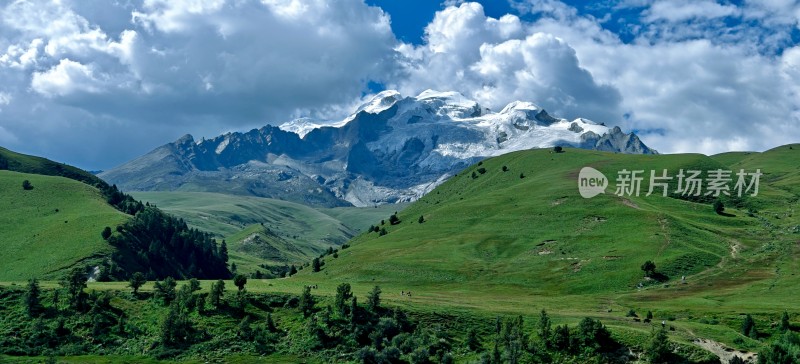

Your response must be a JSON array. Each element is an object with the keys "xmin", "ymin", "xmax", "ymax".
[{"xmin": 100, "ymin": 90, "xmax": 655, "ymax": 207}]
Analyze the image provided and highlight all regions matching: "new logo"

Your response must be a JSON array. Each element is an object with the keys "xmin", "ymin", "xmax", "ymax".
[{"xmin": 578, "ymin": 167, "xmax": 608, "ymax": 198}]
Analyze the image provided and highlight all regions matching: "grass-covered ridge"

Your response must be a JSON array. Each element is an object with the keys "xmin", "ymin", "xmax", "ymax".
[
  {"xmin": 0, "ymin": 147, "xmax": 230, "ymax": 281},
  {"xmin": 0, "ymin": 171, "xmax": 128, "ymax": 281}
]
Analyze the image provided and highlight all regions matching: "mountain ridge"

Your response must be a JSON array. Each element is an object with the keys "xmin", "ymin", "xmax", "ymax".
[{"xmin": 101, "ymin": 90, "xmax": 655, "ymax": 206}]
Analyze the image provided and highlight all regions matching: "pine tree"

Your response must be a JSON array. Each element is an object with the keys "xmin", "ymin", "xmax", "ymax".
[
  {"xmin": 60, "ymin": 267, "xmax": 87, "ymax": 309},
  {"xmin": 154, "ymin": 276, "xmax": 177, "ymax": 306},
  {"xmin": 23, "ymin": 278, "xmax": 42, "ymax": 317},
  {"xmin": 742, "ymin": 314, "xmax": 756, "ymax": 338},
  {"xmin": 128, "ymin": 272, "xmax": 146, "ymax": 295},
  {"xmin": 334, "ymin": 283, "xmax": 352, "ymax": 317},
  {"xmin": 645, "ymin": 327, "xmax": 671, "ymax": 363},
  {"xmin": 418, "ymin": 215, "xmax": 424, "ymax": 224},
  {"xmin": 367, "ymin": 285, "xmax": 381, "ymax": 312},
  {"xmin": 22, "ymin": 180, "xmax": 33, "ymax": 190},
  {"xmin": 312, "ymin": 258, "xmax": 321, "ymax": 272},
  {"xmin": 289, "ymin": 265, "xmax": 298, "ymax": 276},
  {"xmin": 539, "ymin": 309, "xmax": 552, "ymax": 346},
  {"xmin": 299, "ymin": 286, "xmax": 315, "ymax": 318},
  {"xmin": 465, "ymin": 327, "xmax": 481, "ymax": 351},
  {"xmin": 780, "ymin": 311, "xmax": 791, "ymax": 332},
  {"xmin": 219, "ymin": 240, "xmax": 229, "ymax": 264},
  {"xmin": 233, "ymin": 274, "xmax": 247, "ymax": 291},
  {"xmin": 210, "ymin": 279, "xmax": 225, "ymax": 307}
]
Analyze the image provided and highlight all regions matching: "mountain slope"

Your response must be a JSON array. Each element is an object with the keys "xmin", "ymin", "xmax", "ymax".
[
  {"xmin": 130, "ymin": 191, "xmax": 406, "ymax": 273},
  {"xmin": 0, "ymin": 170, "xmax": 128, "ymax": 281},
  {"xmin": 100, "ymin": 90, "xmax": 654, "ymax": 206},
  {"xmin": 297, "ymin": 145, "xmax": 800, "ymax": 316},
  {"xmin": 0, "ymin": 147, "xmax": 230, "ymax": 281}
]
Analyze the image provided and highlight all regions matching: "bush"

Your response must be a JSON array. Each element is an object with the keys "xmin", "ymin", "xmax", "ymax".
[
  {"xmin": 641, "ymin": 260, "xmax": 657, "ymax": 277},
  {"xmin": 646, "ymin": 327, "xmax": 672, "ymax": 363},
  {"xmin": 101, "ymin": 226, "xmax": 112, "ymax": 240},
  {"xmin": 553, "ymin": 146, "xmax": 563, "ymax": 153},
  {"xmin": 22, "ymin": 180, "xmax": 33, "ymax": 190},
  {"xmin": 714, "ymin": 200, "xmax": 725, "ymax": 215}
]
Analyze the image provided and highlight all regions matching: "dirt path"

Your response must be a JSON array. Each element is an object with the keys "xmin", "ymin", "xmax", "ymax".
[{"xmin": 693, "ymin": 338, "xmax": 757, "ymax": 363}]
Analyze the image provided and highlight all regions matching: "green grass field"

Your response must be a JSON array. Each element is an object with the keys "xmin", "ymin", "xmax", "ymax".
[{"xmin": 0, "ymin": 170, "xmax": 129, "ymax": 281}]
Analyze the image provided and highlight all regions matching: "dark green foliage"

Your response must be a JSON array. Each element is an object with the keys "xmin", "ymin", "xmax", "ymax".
[
  {"xmin": 574, "ymin": 317, "xmax": 613, "ymax": 353},
  {"xmin": 502, "ymin": 165, "xmax": 508, "ymax": 172},
  {"xmin": 743, "ymin": 314, "xmax": 757, "ymax": 338},
  {"xmin": 334, "ymin": 283, "xmax": 352, "ymax": 317},
  {"xmin": 538, "ymin": 309, "xmax": 552, "ymax": 346},
  {"xmin": 160, "ymin": 302, "xmax": 193, "ymax": 347},
  {"xmin": 188, "ymin": 278, "xmax": 201, "ymax": 292},
  {"xmin": 23, "ymin": 278, "xmax": 42, "ymax": 317},
  {"xmin": 646, "ymin": 327, "xmax": 672, "ymax": 363},
  {"xmin": 367, "ymin": 285, "xmax": 381, "ymax": 312},
  {"xmin": 758, "ymin": 331, "xmax": 800, "ymax": 364},
  {"xmin": 465, "ymin": 327, "xmax": 481, "ymax": 351},
  {"xmin": 626, "ymin": 309, "xmax": 638, "ymax": 317},
  {"xmin": 477, "ymin": 167, "xmax": 487, "ymax": 174},
  {"xmin": 780, "ymin": 311, "xmax": 791, "ymax": 332},
  {"xmin": 210, "ymin": 279, "xmax": 225, "ymax": 307},
  {"xmin": 101, "ymin": 226, "xmax": 112, "ymax": 240},
  {"xmin": 234, "ymin": 290, "xmax": 248, "ymax": 314},
  {"xmin": 299, "ymin": 286, "xmax": 314, "ymax": 318},
  {"xmin": 472, "ymin": 171, "xmax": 478, "ymax": 179},
  {"xmin": 642, "ymin": 260, "xmax": 657, "ymax": 277},
  {"xmin": 233, "ymin": 274, "xmax": 247, "ymax": 291},
  {"xmin": 646, "ymin": 310, "xmax": 654, "ymax": 321},
  {"xmin": 289, "ymin": 265, "xmax": 298, "ymax": 276},
  {"xmin": 60, "ymin": 267, "xmax": 87, "ymax": 309},
  {"xmin": 389, "ymin": 213, "xmax": 400, "ymax": 225},
  {"xmin": 266, "ymin": 313, "xmax": 277, "ymax": 332},
  {"xmin": 312, "ymin": 258, "xmax": 321, "ymax": 272},
  {"xmin": 109, "ymin": 206, "xmax": 230, "ymax": 280},
  {"xmin": 519, "ymin": 173, "xmax": 525, "ymax": 179},
  {"xmin": 418, "ymin": 215, "xmax": 424, "ymax": 224},
  {"xmin": 553, "ymin": 146, "xmax": 563, "ymax": 153},
  {"xmin": 128, "ymin": 272, "xmax": 146, "ymax": 295},
  {"xmin": 22, "ymin": 180, "xmax": 33, "ymax": 190},
  {"xmin": 551, "ymin": 324, "xmax": 571, "ymax": 351},
  {"xmin": 730, "ymin": 355, "xmax": 745, "ymax": 364},
  {"xmin": 714, "ymin": 200, "xmax": 725, "ymax": 215},
  {"xmin": 153, "ymin": 277, "xmax": 177, "ymax": 306}
]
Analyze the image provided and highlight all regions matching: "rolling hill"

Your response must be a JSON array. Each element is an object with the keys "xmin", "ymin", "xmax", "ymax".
[
  {"xmin": 0, "ymin": 147, "xmax": 229, "ymax": 281},
  {"xmin": 276, "ymin": 144, "xmax": 800, "ymax": 352},
  {"xmin": 0, "ymin": 170, "xmax": 129, "ymax": 281}
]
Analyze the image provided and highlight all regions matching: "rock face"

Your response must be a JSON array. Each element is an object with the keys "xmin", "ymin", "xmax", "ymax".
[{"xmin": 100, "ymin": 90, "xmax": 656, "ymax": 207}]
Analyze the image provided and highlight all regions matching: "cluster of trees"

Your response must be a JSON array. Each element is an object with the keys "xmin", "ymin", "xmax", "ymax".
[
  {"xmin": 105, "ymin": 206, "xmax": 230, "ymax": 280},
  {"xmin": 7, "ymin": 269, "xmax": 796, "ymax": 363}
]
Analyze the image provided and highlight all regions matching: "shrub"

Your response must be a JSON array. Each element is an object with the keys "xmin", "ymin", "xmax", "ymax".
[
  {"xmin": 22, "ymin": 180, "xmax": 33, "ymax": 190},
  {"xmin": 714, "ymin": 200, "xmax": 725, "ymax": 215}
]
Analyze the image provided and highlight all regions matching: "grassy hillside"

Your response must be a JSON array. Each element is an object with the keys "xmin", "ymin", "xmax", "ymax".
[
  {"xmin": 0, "ymin": 146, "xmax": 106, "ymax": 188},
  {"xmin": 257, "ymin": 145, "xmax": 800, "ymax": 355},
  {"xmin": 130, "ymin": 191, "xmax": 404, "ymax": 272},
  {"xmin": 0, "ymin": 170, "xmax": 128, "ymax": 281}
]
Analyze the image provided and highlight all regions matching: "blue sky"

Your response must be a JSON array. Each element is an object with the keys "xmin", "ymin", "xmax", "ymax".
[{"xmin": 1, "ymin": 0, "xmax": 799, "ymax": 169}]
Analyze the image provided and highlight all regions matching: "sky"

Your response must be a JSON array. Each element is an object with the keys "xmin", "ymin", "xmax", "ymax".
[{"xmin": 1, "ymin": 0, "xmax": 799, "ymax": 170}]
